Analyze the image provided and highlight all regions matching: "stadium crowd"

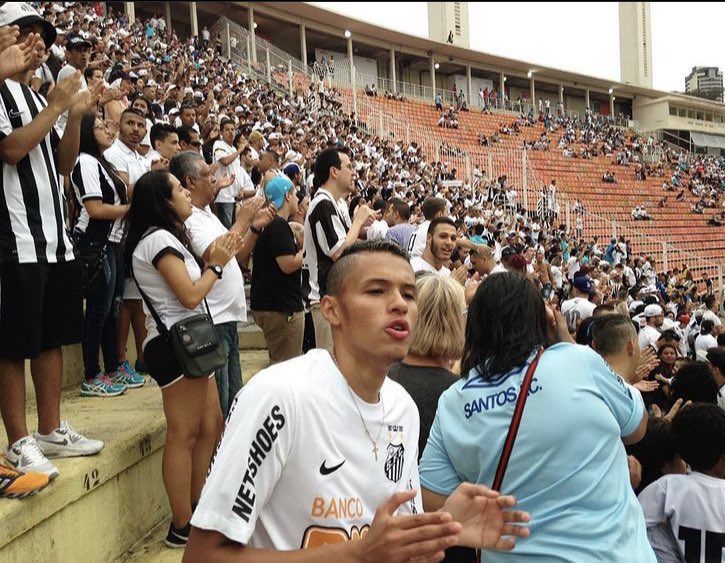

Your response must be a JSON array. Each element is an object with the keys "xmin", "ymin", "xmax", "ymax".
[{"xmin": 0, "ymin": 2, "xmax": 722, "ymax": 562}]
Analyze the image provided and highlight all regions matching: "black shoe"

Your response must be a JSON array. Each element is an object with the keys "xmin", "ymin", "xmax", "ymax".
[{"xmin": 164, "ymin": 521, "xmax": 191, "ymax": 548}]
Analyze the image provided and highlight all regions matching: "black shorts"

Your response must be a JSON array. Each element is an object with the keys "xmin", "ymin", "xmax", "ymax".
[
  {"xmin": 144, "ymin": 336, "xmax": 216, "ymax": 388},
  {"xmin": 0, "ymin": 261, "xmax": 83, "ymax": 360}
]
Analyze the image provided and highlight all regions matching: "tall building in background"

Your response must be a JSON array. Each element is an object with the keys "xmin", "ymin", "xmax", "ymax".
[
  {"xmin": 685, "ymin": 67, "xmax": 724, "ymax": 102},
  {"xmin": 428, "ymin": 2, "xmax": 469, "ymax": 48},
  {"xmin": 619, "ymin": 2, "xmax": 653, "ymax": 89}
]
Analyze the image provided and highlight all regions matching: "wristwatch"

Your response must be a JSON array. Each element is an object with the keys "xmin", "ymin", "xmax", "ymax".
[
  {"xmin": 207, "ymin": 264, "xmax": 223, "ymax": 279},
  {"xmin": 250, "ymin": 225, "xmax": 264, "ymax": 235}
]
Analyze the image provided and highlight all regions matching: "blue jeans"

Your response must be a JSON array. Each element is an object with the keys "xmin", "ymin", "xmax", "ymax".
[
  {"xmin": 81, "ymin": 242, "xmax": 122, "ymax": 378},
  {"xmin": 214, "ymin": 322, "xmax": 242, "ymax": 419},
  {"xmin": 215, "ymin": 202, "xmax": 235, "ymax": 230}
]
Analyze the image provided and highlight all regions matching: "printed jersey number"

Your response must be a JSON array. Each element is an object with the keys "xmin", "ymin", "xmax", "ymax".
[
  {"xmin": 564, "ymin": 309, "xmax": 580, "ymax": 333},
  {"xmin": 677, "ymin": 525, "xmax": 724, "ymax": 563}
]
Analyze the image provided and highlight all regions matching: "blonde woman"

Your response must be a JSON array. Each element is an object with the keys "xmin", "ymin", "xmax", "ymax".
[{"xmin": 387, "ymin": 274, "xmax": 466, "ymax": 460}]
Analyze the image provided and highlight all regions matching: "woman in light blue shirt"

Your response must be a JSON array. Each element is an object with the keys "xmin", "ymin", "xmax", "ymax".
[{"xmin": 420, "ymin": 272, "xmax": 656, "ymax": 562}]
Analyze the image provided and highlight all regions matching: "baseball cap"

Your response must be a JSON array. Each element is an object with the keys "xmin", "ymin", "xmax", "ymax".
[
  {"xmin": 572, "ymin": 276, "xmax": 595, "ymax": 294},
  {"xmin": 66, "ymin": 34, "xmax": 92, "ymax": 50},
  {"xmin": 283, "ymin": 163, "xmax": 301, "ymax": 177},
  {"xmin": 265, "ymin": 176, "xmax": 294, "ymax": 209},
  {"xmin": 644, "ymin": 304, "xmax": 664, "ymax": 318},
  {"xmin": 0, "ymin": 2, "xmax": 57, "ymax": 47}
]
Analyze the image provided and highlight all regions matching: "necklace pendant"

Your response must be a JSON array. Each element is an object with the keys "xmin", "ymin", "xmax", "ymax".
[{"xmin": 372, "ymin": 442, "xmax": 379, "ymax": 461}]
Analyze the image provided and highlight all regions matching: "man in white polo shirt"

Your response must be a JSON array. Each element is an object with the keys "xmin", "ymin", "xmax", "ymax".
[
  {"xmin": 410, "ymin": 217, "xmax": 456, "ymax": 276},
  {"xmin": 170, "ymin": 151, "xmax": 273, "ymax": 418}
]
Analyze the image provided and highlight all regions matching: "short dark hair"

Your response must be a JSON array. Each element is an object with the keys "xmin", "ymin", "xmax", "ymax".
[
  {"xmin": 150, "ymin": 122, "xmax": 177, "ymax": 148},
  {"xmin": 462, "ymin": 272, "xmax": 546, "ymax": 379},
  {"xmin": 421, "ymin": 196, "xmax": 447, "ymax": 220},
  {"xmin": 704, "ymin": 295, "xmax": 716, "ymax": 309},
  {"xmin": 326, "ymin": 240, "xmax": 411, "ymax": 296},
  {"xmin": 176, "ymin": 125, "xmax": 198, "ymax": 145},
  {"xmin": 671, "ymin": 403, "xmax": 725, "ymax": 472},
  {"xmin": 388, "ymin": 197, "xmax": 410, "ymax": 221},
  {"xmin": 314, "ymin": 146, "xmax": 351, "ymax": 186},
  {"xmin": 220, "ymin": 117, "xmax": 235, "ymax": 130},
  {"xmin": 669, "ymin": 361, "xmax": 718, "ymax": 407},
  {"xmin": 700, "ymin": 319, "xmax": 715, "ymax": 335},
  {"xmin": 120, "ymin": 107, "xmax": 146, "ymax": 122},
  {"xmin": 590, "ymin": 314, "xmax": 637, "ymax": 357},
  {"xmin": 626, "ymin": 418, "xmax": 678, "ymax": 491},
  {"xmin": 427, "ymin": 216, "xmax": 456, "ymax": 237}
]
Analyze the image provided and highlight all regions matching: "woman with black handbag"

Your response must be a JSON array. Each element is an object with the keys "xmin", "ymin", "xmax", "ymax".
[
  {"xmin": 71, "ymin": 113, "xmax": 138, "ymax": 398},
  {"xmin": 123, "ymin": 170, "xmax": 239, "ymax": 549}
]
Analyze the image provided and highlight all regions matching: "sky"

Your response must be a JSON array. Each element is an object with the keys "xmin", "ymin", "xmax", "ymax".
[{"xmin": 311, "ymin": 2, "xmax": 725, "ymax": 93}]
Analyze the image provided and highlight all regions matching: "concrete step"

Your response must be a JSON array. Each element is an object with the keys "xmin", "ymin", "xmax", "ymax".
[{"xmin": 1, "ymin": 350, "xmax": 270, "ymax": 563}]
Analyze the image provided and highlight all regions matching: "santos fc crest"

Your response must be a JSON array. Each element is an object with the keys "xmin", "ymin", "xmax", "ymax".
[{"xmin": 384, "ymin": 443, "xmax": 404, "ymax": 483}]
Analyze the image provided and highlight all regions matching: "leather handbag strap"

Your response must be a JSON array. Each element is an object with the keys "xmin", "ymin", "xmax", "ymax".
[{"xmin": 492, "ymin": 347, "xmax": 544, "ymax": 492}]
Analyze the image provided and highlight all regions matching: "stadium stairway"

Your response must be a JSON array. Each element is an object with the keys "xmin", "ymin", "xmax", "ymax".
[{"xmin": 0, "ymin": 287, "xmax": 270, "ymax": 562}]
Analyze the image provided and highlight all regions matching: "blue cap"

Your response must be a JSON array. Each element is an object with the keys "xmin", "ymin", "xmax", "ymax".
[
  {"xmin": 572, "ymin": 276, "xmax": 595, "ymax": 294},
  {"xmin": 265, "ymin": 176, "xmax": 294, "ymax": 209}
]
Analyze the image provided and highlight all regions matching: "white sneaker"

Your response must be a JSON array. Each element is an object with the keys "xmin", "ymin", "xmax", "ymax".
[
  {"xmin": 34, "ymin": 421, "xmax": 104, "ymax": 458},
  {"xmin": 4, "ymin": 436, "xmax": 59, "ymax": 480}
]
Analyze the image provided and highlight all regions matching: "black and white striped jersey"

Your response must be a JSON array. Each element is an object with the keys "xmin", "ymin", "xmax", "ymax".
[
  {"xmin": 0, "ymin": 79, "xmax": 75, "ymax": 264},
  {"xmin": 302, "ymin": 189, "xmax": 350, "ymax": 305}
]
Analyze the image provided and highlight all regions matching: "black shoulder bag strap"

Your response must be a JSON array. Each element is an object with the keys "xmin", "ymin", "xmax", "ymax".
[{"xmin": 492, "ymin": 347, "xmax": 544, "ymax": 492}]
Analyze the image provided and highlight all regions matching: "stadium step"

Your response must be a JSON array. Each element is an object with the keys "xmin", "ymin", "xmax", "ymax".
[{"xmin": 0, "ymin": 350, "xmax": 270, "ymax": 563}]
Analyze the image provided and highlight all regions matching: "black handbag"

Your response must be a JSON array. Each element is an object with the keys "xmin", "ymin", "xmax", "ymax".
[
  {"xmin": 132, "ymin": 268, "xmax": 226, "ymax": 378},
  {"xmin": 73, "ymin": 234, "xmax": 108, "ymax": 296}
]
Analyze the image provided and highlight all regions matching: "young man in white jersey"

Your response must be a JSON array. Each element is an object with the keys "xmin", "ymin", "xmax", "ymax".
[
  {"xmin": 561, "ymin": 276, "xmax": 596, "ymax": 334},
  {"xmin": 638, "ymin": 403, "xmax": 724, "ymax": 563},
  {"xmin": 185, "ymin": 240, "xmax": 530, "ymax": 560}
]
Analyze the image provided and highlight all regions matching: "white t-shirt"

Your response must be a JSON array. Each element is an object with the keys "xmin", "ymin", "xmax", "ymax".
[
  {"xmin": 638, "ymin": 324, "xmax": 661, "ymax": 351},
  {"xmin": 694, "ymin": 333, "xmax": 718, "ymax": 354},
  {"xmin": 192, "ymin": 349, "xmax": 422, "ymax": 550},
  {"xmin": 185, "ymin": 205, "xmax": 247, "ymax": 324},
  {"xmin": 367, "ymin": 219, "xmax": 389, "ymax": 241},
  {"xmin": 407, "ymin": 220, "xmax": 430, "ymax": 258},
  {"xmin": 55, "ymin": 65, "xmax": 87, "ymax": 134},
  {"xmin": 551, "ymin": 265, "xmax": 563, "ymax": 289},
  {"xmin": 561, "ymin": 297, "xmax": 596, "ymax": 333},
  {"xmin": 132, "ymin": 229, "xmax": 206, "ymax": 345},
  {"xmin": 703, "ymin": 310, "xmax": 722, "ymax": 327},
  {"xmin": 639, "ymin": 473, "xmax": 725, "ymax": 563},
  {"xmin": 490, "ymin": 263, "xmax": 507, "ymax": 275},
  {"xmin": 104, "ymin": 139, "xmax": 150, "ymax": 187},
  {"xmin": 410, "ymin": 256, "xmax": 450, "ymax": 276},
  {"xmin": 213, "ymin": 139, "xmax": 244, "ymax": 203}
]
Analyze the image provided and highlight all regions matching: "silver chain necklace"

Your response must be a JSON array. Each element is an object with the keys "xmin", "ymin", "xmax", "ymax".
[{"xmin": 331, "ymin": 349, "xmax": 386, "ymax": 461}]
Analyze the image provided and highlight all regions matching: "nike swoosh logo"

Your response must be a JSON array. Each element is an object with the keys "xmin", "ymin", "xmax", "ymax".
[
  {"xmin": 41, "ymin": 438, "xmax": 68, "ymax": 446},
  {"xmin": 319, "ymin": 459, "xmax": 345, "ymax": 475}
]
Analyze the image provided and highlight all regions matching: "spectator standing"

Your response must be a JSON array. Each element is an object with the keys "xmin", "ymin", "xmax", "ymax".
[
  {"xmin": 420, "ymin": 272, "xmax": 654, "ymax": 563},
  {"xmin": 124, "ymin": 170, "xmax": 237, "ymax": 548},
  {"xmin": 410, "ymin": 217, "xmax": 456, "ymax": 276},
  {"xmin": 170, "ymin": 151, "xmax": 266, "ymax": 419},
  {"xmin": 640, "ymin": 304, "xmax": 664, "ymax": 351},
  {"xmin": 407, "ymin": 196, "xmax": 447, "ymax": 258},
  {"xmin": 384, "ymin": 198, "xmax": 416, "ymax": 249},
  {"xmin": 302, "ymin": 146, "xmax": 376, "ymax": 351},
  {"xmin": 251, "ymin": 176, "xmax": 305, "ymax": 363},
  {"xmin": 185, "ymin": 241, "xmax": 530, "ymax": 559},
  {"xmin": 56, "ymin": 34, "xmax": 91, "ymax": 134},
  {"xmin": 0, "ymin": 3, "xmax": 104, "ymax": 479},
  {"xmin": 212, "ymin": 118, "xmax": 246, "ymax": 229},
  {"xmin": 71, "ymin": 113, "xmax": 143, "ymax": 397},
  {"xmin": 561, "ymin": 276, "xmax": 597, "ymax": 333},
  {"xmin": 104, "ymin": 107, "xmax": 154, "ymax": 378}
]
